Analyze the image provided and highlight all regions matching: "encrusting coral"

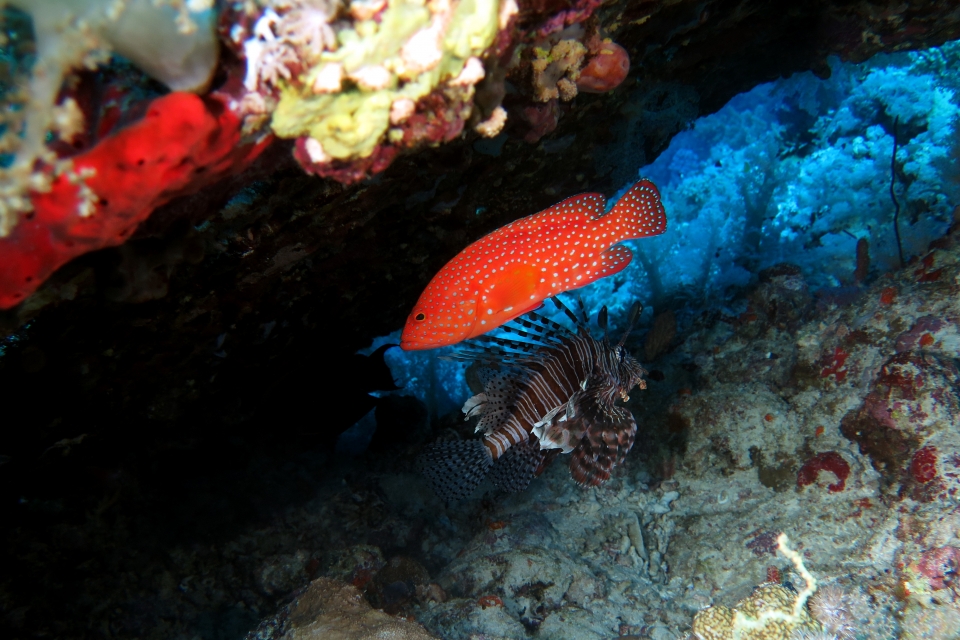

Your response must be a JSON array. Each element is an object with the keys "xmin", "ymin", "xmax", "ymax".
[
  {"xmin": 232, "ymin": 0, "xmax": 508, "ymax": 183},
  {"xmin": 691, "ymin": 534, "xmax": 823, "ymax": 640}
]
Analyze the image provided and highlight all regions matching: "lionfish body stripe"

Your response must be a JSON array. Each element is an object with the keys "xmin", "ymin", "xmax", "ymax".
[{"xmin": 418, "ymin": 298, "xmax": 648, "ymax": 501}]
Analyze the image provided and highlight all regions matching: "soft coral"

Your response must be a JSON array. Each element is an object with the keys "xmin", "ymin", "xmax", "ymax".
[{"xmin": 0, "ymin": 92, "xmax": 272, "ymax": 309}]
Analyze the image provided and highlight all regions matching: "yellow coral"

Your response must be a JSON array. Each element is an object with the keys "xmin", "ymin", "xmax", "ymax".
[
  {"xmin": 530, "ymin": 39, "xmax": 587, "ymax": 102},
  {"xmin": 692, "ymin": 534, "xmax": 823, "ymax": 640},
  {"xmin": 271, "ymin": 0, "xmax": 500, "ymax": 161},
  {"xmin": 693, "ymin": 584, "xmax": 822, "ymax": 640}
]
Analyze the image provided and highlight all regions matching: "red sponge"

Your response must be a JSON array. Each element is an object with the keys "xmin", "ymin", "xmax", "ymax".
[
  {"xmin": 577, "ymin": 42, "xmax": 630, "ymax": 94},
  {"xmin": 0, "ymin": 92, "xmax": 271, "ymax": 309}
]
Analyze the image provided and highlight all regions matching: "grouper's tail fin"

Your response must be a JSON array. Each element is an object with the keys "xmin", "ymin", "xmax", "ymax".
[
  {"xmin": 417, "ymin": 439, "xmax": 493, "ymax": 502},
  {"xmin": 609, "ymin": 178, "xmax": 667, "ymax": 240}
]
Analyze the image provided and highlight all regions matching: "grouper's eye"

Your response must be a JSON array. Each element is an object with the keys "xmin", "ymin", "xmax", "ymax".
[{"xmin": 415, "ymin": 312, "xmax": 426, "ymax": 321}]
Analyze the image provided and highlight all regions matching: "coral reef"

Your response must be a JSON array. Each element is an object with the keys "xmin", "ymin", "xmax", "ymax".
[
  {"xmin": 692, "ymin": 534, "xmax": 822, "ymax": 640},
  {"xmin": 3, "ymin": 4, "xmax": 960, "ymax": 640}
]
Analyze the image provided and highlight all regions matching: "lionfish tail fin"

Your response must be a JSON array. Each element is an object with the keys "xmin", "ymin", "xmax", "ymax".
[{"xmin": 418, "ymin": 439, "xmax": 493, "ymax": 502}]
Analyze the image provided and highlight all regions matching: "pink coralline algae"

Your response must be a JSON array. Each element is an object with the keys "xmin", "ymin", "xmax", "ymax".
[
  {"xmin": 840, "ymin": 351, "xmax": 960, "ymax": 501},
  {"xmin": 895, "ymin": 316, "xmax": 945, "ymax": 352},
  {"xmin": 915, "ymin": 546, "xmax": 960, "ymax": 590},
  {"xmin": 745, "ymin": 530, "xmax": 782, "ymax": 557},
  {"xmin": 536, "ymin": 0, "xmax": 604, "ymax": 37},
  {"xmin": 577, "ymin": 41, "xmax": 630, "ymax": 93},
  {"xmin": 521, "ymin": 99, "xmax": 562, "ymax": 143},
  {"xmin": 913, "ymin": 252, "xmax": 944, "ymax": 282},
  {"xmin": 797, "ymin": 451, "xmax": 851, "ymax": 493},
  {"xmin": 294, "ymin": 139, "xmax": 399, "ymax": 185}
]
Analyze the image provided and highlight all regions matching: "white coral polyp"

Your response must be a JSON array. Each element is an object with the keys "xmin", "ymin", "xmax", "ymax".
[
  {"xmin": 277, "ymin": 7, "xmax": 337, "ymax": 61},
  {"xmin": 399, "ymin": 22, "xmax": 444, "ymax": 76},
  {"xmin": 312, "ymin": 63, "xmax": 344, "ymax": 93},
  {"xmin": 475, "ymin": 106, "xmax": 507, "ymax": 138},
  {"xmin": 450, "ymin": 57, "xmax": 485, "ymax": 86},
  {"xmin": 390, "ymin": 98, "xmax": 417, "ymax": 124},
  {"xmin": 350, "ymin": 65, "xmax": 392, "ymax": 91},
  {"xmin": 304, "ymin": 137, "xmax": 330, "ymax": 163}
]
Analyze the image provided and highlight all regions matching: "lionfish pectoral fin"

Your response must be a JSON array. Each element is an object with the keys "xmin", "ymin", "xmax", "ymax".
[
  {"xmin": 564, "ymin": 392, "xmax": 580, "ymax": 421},
  {"xmin": 462, "ymin": 393, "xmax": 487, "ymax": 420},
  {"xmin": 534, "ymin": 401, "xmax": 584, "ymax": 455},
  {"xmin": 531, "ymin": 404, "xmax": 565, "ymax": 448},
  {"xmin": 417, "ymin": 439, "xmax": 493, "ymax": 502},
  {"xmin": 568, "ymin": 400, "xmax": 638, "ymax": 486}
]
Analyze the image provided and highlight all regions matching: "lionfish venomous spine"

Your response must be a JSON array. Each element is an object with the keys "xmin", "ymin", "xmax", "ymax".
[{"xmin": 418, "ymin": 297, "xmax": 648, "ymax": 501}]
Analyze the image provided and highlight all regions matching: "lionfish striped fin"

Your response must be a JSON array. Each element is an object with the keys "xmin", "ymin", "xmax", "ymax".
[
  {"xmin": 444, "ymin": 347, "xmax": 538, "ymax": 368},
  {"xmin": 575, "ymin": 295, "xmax": 590, "ymax": 326},
  {"xmin": 569, "ymin": 407, "xmax": 637, "ymax": 486},
  {"xmin": 523, "ymin": 308, "xmax": 576, "ymax": 339},
  {"xmin": 472, "ymin": 334, "xmax": 547, "ymax": 353},
  {"xmin": 504, "ymin": 313, "xmax": 568, "ymax": 343},
  {"xmin": 617, "ymin": 301, "xmax": 644, "ymax": 348},
  {"xmin": 564, "ymin": 371, "xmax": 639, "ymax": 486},
  {"xmin": 470, "ymin": 368, "xmax": 529, "ymax": 434},
  {"xmin": 500, "ymin": 321, "xmax": 565, "ymax": 347},
  {"xmin": 551, "ymin": 296, "xmax": 588, "ymax": 331}
]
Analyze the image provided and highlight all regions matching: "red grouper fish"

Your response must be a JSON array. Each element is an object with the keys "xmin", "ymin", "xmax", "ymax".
[{"xmin": 400, "ymin": 179, "xmax": 667, "ymax": 350}]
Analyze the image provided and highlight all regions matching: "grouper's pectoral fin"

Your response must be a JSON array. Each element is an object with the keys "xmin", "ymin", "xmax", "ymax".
[
  {"xmin": 593, "ymin": 244, "xmax": 634, "ymax": 279},
  {"xmin": 468, "ymin": 264, "xmax": 545, "ymax": 338}
]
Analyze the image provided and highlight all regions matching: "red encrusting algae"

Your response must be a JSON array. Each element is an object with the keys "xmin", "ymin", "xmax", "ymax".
[
  {"xmin": 798, "ymin": 451, "xmax": 851, "ymax": 493},
  {"xmin": 911, "ymin": 446, "xmax": 938, "ymax": 484},
  {"xmin": 820, "ymin": 347, "xmax": 850, "ymax": 382}
]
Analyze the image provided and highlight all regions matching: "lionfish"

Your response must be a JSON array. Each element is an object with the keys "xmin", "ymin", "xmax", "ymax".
[{"xmin": 418, "ymin": 297, "xmax": 648, "ymax": 501}]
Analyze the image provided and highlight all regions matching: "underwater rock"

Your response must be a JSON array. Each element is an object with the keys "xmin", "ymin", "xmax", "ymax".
[
  {"xmin": 749, "ymin": 263, "xmax": 814, "ymax": 331},
  {"xmin": 840, "ymin": 351, "xmax": 960, "ymax": 500},
  {"xmin": 5, "ymin": 3, "xmax": 960, "ymax": 640},
  {"xmin": 250, "ymin": 576, "xmax": 437, "ymax": 640}
]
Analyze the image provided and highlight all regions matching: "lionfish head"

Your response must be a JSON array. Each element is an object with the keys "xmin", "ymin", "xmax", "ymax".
[
  {"xmin": 613, "ymin": 348, "xmax": 647, "ymax": 401},
  {"xmin": 609, "ymin": 300, "xmax": 648, "ymax": 401}
]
